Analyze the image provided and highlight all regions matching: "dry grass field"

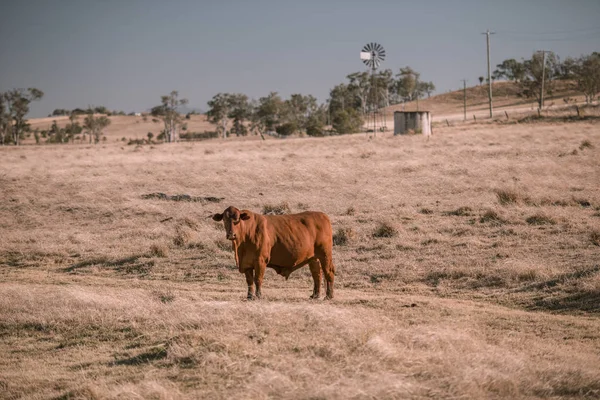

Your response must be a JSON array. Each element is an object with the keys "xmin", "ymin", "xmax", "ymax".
[
  {"xmin": 1, "ymin": 119, "xmax": 599, "ymax": 399},
  {"xmin": 27, "ymin": 114, "xmax": 215, "ymax": 144}
]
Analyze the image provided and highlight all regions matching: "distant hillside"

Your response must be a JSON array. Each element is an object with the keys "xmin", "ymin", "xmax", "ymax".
[
  {"xmin": 27, "ymin": 114, "xmax": 215, "ymax": 142},
  {"xmin": 382, "ymin": 80, "xmax": 582, "ymax": 120}
]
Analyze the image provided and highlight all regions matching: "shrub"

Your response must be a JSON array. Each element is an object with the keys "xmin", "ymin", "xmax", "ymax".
[
  {"xmin": 153, "ymin": 290, "xmax": 175, "ymax": 303},
  {"xmin": 480, "ymin": 209, "xmax": 505, "ymax": 224},
  {"xmin": 495, "ymin": 188, "xmax": 522, "ymax": 205},
  {"xmin": 173, "ymin": 226, "xmax": 197, "ymax": 247},
  {"xmin": 333, "ymin": 227, "xmax": 355, "ymax": 246},
  {"xmin": 332, "ymin": 108, "xmax": 363, "ymax": 134},
  {"xmin": 591, "ymin": 230, "xmax": 600, "ymax": 246},
  {"xmin": 373, "ymin": 222, "xmax": 398, "ymax": 238},
  {"xmin": 306, "ymin": 123, "xmax": 324, "ymax": 137},
  {"xmin": 446, "ymin": 206, "xmax": 472, "ymax": 216},
  {"xmin": 345, "ymin": 206, "xmax": 356, "ymax": 216},
  {"xmin": 579, "ymin": 140, "xmax": 593, "ymax": 150},
  {"xmin": 262, "ymin": 202, "xmax": 290, "ymax": 215},
  {"xmin": 526, "ymin": 213, "xmax": 556, "ymax": 225},
  {"xmin": 275, "ymin": 122, "xmax": 298, "ymax": 136},
  {"xmin": 179, "ymin": 131, "xmax": 218, "ymax": 141},
  {"xmin": 420, "ymin": 208, "xmax": 434, "ymax": 215},
  {"xmin": 149, "ymin": 243, "xmax": 169, "ymax": 258}
]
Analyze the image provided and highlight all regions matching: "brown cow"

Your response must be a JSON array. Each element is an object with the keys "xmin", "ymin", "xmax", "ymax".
[{"xmin": 212, "ymin": 206, "xmax": 335, "ymax": 300}]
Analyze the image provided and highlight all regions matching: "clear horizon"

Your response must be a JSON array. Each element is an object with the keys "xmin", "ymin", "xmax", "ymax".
[{"xmin": 1, "ymin": 0, "xmax": 599, "ymax": 118}]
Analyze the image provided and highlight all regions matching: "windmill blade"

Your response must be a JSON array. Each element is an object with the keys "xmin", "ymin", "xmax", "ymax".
[{"xmin": 360, "ymin": 42, "xmax": 385, "ymax": 69}]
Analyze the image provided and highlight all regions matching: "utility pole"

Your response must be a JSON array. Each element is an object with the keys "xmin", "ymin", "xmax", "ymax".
[
  {"xmin": 538, "ymin": 50, "xmax": 548, "ymax": 111},
  {"xmin": 461, "ymin": 79, "xmax": 467, "ymax": 121},
  {"xmin": 482, "ymin": 30, "xmax": 495, "ymax": 118}
]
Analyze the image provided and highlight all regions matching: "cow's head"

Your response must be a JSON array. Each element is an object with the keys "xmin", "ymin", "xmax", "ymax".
[{"xmin": 212, "ymin": 206, "xmax": 250, "ymax": 241}]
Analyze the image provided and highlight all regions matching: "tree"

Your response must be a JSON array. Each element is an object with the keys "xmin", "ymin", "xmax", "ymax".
[
  {"xmin": 572, "ymin": 53, "xmax": 600, "ymax": 103},
  {"xmin": 478, "ymin": 76, "xmax": 484, "ymax": 85},
  {"xmin": 47, "ymin": 120, "xmax": 65, "ymax": 143},
  {"xmin": 252, "ymin": 92, "xmax": 285, "ymax": 134},
  {"xmin": 346, "ymin": 72, "xmax": 371, "ymax": 114},
  {"xmin": 331, "ymin": 108, "xmax": 363, "ymax": 134},
  {"xmin": 206, "ymin": 93, "xmax": 233, "ymax": 138},
  {"xmin": 418, "ymin": 81, "xmax": 436, "ymax": 98},
  {"xmin": 229, "ymin": 94, "xmax": 252, "ymax": 136},
  {"xmin": 517, "ymin": 52, "xmax": 559, "ymax": 109},
  {"xmin": 284, "ymin": 93, "xmax": 318, "ymax": 134},
  {"xmin": 52, "ymin": 108, "xmax": 70, "ymax": 116},
  {"xmin": 206, "ymin": 93, "xmax": 251, "ymax": 138},
  {"xmin": 305, "ymin": 104, "xmax": 327, "ymax": 136},
  {"xmin": 493, "ymin": 59, "xmax": 526, "ymax": 81},
  {"xmin": 2, "ymin": 88, "xmax": 44, "ymax": 145},
  {"xmin": 0, "ymin": 94, "xmax": 9, "ymax": 145},
  {"xmin": 64, "ymin": 113, "xmax": 82, "ymax": 143},
  {"xmin": 376, "ymin": 69, "xmax": 396, "ymax": 106},
  {"xmin": 83, "ymin": 112, "xmax": 111, "ymax": 144},
  {"xmin": 328, "ymin": 83, "xmax": 360, "ymax": 116},
  {"xmin": 93, "ymin": 106, "xmax": 109, "ymax": 114},
  {"xmin": 151, "ymin": 91, "xmax": 188, "ymax": 142},
  {"xmin": 396, "ymin": 67, "xmax": 420, "ymax": 102}
]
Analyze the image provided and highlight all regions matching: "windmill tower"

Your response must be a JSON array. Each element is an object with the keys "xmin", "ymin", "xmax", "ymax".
[{"xmin": 360, "ymin": 42, "xmax": 386, "ymax": 135}]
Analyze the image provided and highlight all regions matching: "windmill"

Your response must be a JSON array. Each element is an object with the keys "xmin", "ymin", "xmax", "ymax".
[{"xmin": 360, "ymin": 42, "xmax": 386, "ymax": 134}]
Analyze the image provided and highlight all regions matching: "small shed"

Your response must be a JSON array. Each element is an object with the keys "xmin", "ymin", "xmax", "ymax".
[{"xmin": 394, "ymin": 111, "xmax": 432, "ymax": 136}]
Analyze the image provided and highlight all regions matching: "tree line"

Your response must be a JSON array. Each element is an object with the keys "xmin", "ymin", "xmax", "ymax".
[
  {"xmin": 2, "ymin": 50, "xmax": 599, "ymax": 145},
  {"xmin": 202, "ymin": 66, "xmax": 435, "ymax": 138},
  {"xmin": 492, "ymin": 51, "xmax": 600, "ymax": 107},
  {"xmin": 0, "ymin": 90, "xmax": 113, "ymax": 145}
]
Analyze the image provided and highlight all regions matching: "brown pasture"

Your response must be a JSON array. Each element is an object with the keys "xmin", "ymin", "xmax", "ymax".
[{"xmin": 1, "ymin": 120, "xmax": 599, "ymax": 399}]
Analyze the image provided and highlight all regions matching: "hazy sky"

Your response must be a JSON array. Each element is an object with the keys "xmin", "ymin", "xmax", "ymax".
[{"xmin": 1, "ymin": 0, "xmax": 599, "ymax": 117}]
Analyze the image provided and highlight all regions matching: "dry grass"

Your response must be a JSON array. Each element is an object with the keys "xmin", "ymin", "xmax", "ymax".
[
  {"xmin": 262, "ymin": 202, "xmax": 291, "ymax": 215},
  {"xmin": 591, "ymin": 230, "xmax": 600, "ymax": 247},
  {"xmin": 526, "ymin": 213, "xmax": 557, "ymax": 226},
  {"xmin": 332, "ymin": 227, "xmax": 355, "ymax": 246},
  {"xmin": 372, "ymin": 222, "xmax": 399, "ymax": 238},
  {"xmin": 1, "ymin": 120, "xmax": 599, "ymax": 399}
]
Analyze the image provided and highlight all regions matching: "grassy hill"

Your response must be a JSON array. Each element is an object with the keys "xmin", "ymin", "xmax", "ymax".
[
  {"xmin": 382, "ymin": 80, "xmax": 582, "ymax": 121},
  {"xmin": 27, "ymin": 114, "xmax": 216, "ymax": 143}
]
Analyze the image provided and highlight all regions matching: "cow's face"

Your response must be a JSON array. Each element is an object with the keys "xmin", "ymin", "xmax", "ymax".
[{"xmin": 212, "ymin": 206, "xmax": 250, "ymax": 241}]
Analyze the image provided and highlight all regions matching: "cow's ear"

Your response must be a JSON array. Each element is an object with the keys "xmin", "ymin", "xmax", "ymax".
[
  {"xmin": 240, "ymin": 212, "xmax": 250, "ymax": 221},
  {"xmin": 212, "ymin": 213, "xmax": 223, "ymax": 221}
]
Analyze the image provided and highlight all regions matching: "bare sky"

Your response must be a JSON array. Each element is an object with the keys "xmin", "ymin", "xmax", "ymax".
[{"xmin": 1, "ymin": 0, "xmax": 599, "ymax": 117}]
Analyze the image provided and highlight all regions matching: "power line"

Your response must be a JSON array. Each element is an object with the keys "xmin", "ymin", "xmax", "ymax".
[
  {"xmin": 500, "ymin": 27, "xmax": 600, "ymax": 35},
  {"xmin": 498, "ymin": 31, "xmax": 600, "ymax": 42}
]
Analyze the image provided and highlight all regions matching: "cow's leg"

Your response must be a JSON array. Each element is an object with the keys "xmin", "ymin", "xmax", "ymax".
[
  {"xmin": 308, "ymin": 259, "xmax": 322, "ymax": 299},
  {"xmin": 254, "ymin": 259, "xmax": 267, "ymax": 299},
  {"xmin": 245, "ymin": 269, "xmax": 255, "ymax": 300},
  {"xmin": 317, "ymin": 250, "xmax": 335, "ymax": 300}
]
